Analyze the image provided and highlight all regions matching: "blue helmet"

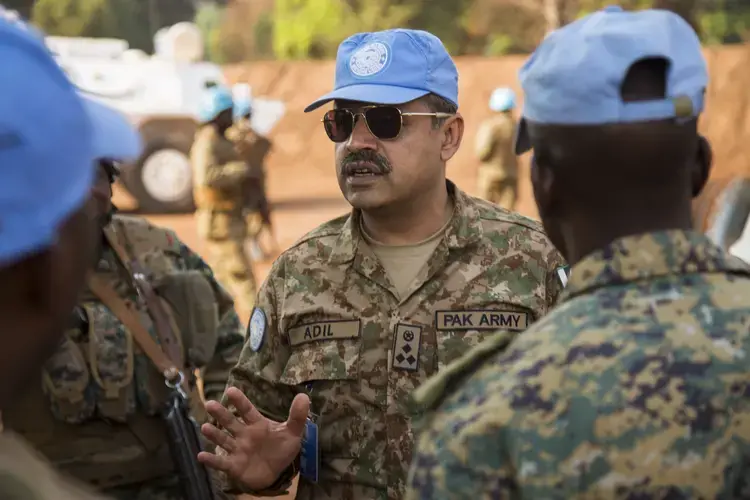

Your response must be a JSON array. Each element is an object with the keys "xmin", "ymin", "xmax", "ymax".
[
  {"xmin": 489, "ymin": 87, "xmax": 516, "ymax": 112},
  {"xmin": 199, "ymin": 86, "xmax": 234, "ymax": 123},
  {"xmin": 233, "ymin": 97, "xmax": 253, "ymax": 120}
]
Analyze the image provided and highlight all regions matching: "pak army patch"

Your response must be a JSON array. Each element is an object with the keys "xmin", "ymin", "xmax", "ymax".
[
  {"xmin": 248, "ymin": 307, "xmax": 267, "ymax": 352},
  {"xmin": 556, "ymin": 265, "xmax": 571, "ymax": 287}
]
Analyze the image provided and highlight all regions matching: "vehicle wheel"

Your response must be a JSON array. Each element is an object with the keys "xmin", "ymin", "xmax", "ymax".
[{"xmin": 122, "ymin": 141, "xmax": 195, "ymax": 213}]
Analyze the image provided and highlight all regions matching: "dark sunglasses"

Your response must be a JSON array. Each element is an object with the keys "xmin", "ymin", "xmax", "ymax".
[{"xmin": 322, "ymin": 106, "xmax": 454, "ymax": 142}]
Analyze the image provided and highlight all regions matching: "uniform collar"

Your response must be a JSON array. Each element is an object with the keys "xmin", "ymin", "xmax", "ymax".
[
  {"xmin": 329, "ymin": 180, "xmax": 483, "ymax": 265},
  {"xmin": 562, "ymin": 230, "xmax": 750, "ymax": 301}
]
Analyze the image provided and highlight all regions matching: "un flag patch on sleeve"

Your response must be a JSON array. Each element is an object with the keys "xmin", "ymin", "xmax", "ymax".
[
  {"xmin": 556, "ymin": 265, "xmax": 571, "ymax": 287},
  {"xmin": 248, "ymin": 307, "xmax": 267, "ymax": 352}
]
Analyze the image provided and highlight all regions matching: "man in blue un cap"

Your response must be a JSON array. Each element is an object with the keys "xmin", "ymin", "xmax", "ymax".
[
  {"xmin": 0, "ymin": 12, "xmax": 141, "ymax": 499},
  {"xmin": 198, "ymin": 28, "xmax": 564, "ymax": 499},
  {"xmin": 406, "ymin": 6, "xmax": 750, "ymax": 499},
  {"xmin": 191, "ymin": 84, "xmax": 259, "ymax": 316}
]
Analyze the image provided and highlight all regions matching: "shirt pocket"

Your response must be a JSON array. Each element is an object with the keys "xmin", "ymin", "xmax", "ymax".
[
  {"xmin": 433, "ymin": 306, "xmax": 532, "ymax": 371},
  {"xmin": 280, "ymin": 332, "xmax": 362, "ymax": 459}
]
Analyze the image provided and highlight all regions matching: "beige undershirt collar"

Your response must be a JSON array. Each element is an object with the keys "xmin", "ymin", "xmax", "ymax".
[{"xmin": 360, "ymin": 204, "xmax": 455, "ymax": 298}]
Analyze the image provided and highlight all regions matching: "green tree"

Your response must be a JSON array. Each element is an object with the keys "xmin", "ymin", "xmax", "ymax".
[
  {"xmin": 339, "ymin": 1, "xmax": 417, "ymax": 34},
  {"xmin": 271, "ymin": 0, "xmax": 422, "ymax": 60},
  {"xmin": 32, "ymin": 0, "xmax": 111, "ymax": 37},
  {"xmin": 272, "ymin": 0, "xmax": 346, "ymax": 59},
  {"xmin": 195, "ymin": 2, "xmax": 224, "ymax": 61},
  {"xmin": 405, "ymin": 0, "xmax": 473, "ymax": 54},
  {"xmin": 570, "ymin": 0, "xmax": 750, "ymax": 44},
  {"xmin": 254, "ymin": 10, "xmax": 275, "ymax": 58},
  {"xmin": 696, "ymin": 0, "xmax": 750, "ymax": 44}
]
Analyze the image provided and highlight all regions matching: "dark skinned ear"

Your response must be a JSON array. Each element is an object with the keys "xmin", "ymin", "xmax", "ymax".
[{"xmin": 692, "ymin": 135, "xmax": 712, "ymax": 198}]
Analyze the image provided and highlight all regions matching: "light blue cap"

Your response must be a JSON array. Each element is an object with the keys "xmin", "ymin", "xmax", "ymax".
[
  {"xmin": 199, "ymin": 85, "xmax": 234, "ymax": 123},
  {"xmin": 304, "ymin": 28, "xmax": 458, "ymax": 112},
  {"xmin": 0, "ymin": 15, "xmax": 142, "ymax": 266},
  {"xmin": 515, "ymin": 6, "xmax": 708, "ymax": 154},
  {"xmin": 489, "ymin": 87, "xmax": 515, "ymax": 112}
]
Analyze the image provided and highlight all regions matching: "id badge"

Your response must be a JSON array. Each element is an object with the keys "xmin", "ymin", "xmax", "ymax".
[{"xmin": 300, "ymin": 416, "xmax": 319, "ymax": 483}]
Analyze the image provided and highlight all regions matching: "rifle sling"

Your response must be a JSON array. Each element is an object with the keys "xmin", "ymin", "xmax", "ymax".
[
  {"xmin": 106, "ymin": 227, "xmax": 184, "ymax": 360},
  {"xmin": 87, "ymin": 273, "xmax": 182, "ymax": 387}
]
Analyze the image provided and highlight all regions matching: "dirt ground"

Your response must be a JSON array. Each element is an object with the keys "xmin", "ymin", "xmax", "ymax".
[{"xmin": 111, "ymin": 43, "xmax": 750, "ymax": 498}]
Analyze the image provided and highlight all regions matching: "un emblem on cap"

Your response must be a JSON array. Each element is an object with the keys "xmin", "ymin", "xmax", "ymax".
[
  {"xmin": 248, "ymin": 307, "xmax": 267, "ymax": 352},
  {"xmin": 349, "ymin": 42, "xmax": 390, "ymax": 78}
]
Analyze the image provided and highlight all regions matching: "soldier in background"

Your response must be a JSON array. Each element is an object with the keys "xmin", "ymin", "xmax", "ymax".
[
  {"xmin": 407, "ymin": 7, "xmax": 750, "ymax": 498},
  {"xmin": 191, "ymin": 85, "xmax": 258, "ymax": 317},
  {"xmin": 474, "ymin": 87, "xmax": 519, "ymax": 210},
  {"xmin": 228, "ymin": 95, "xmax": 278, "ymax": 261},
  {"xmin": 0, "ymin": 9, "xmax": 141, "ymax": 498},
  {"xmin": 4, "ymin": 157, "xmax": 245, "ymax": 499}
]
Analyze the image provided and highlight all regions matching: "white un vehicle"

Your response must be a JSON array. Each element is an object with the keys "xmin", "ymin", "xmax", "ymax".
[{"xmin": 47, "ymin": 23, "xmax": 286, "ymax": 213}]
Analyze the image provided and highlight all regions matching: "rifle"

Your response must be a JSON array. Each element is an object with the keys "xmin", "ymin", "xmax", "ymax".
[
  {"xmin": 88, "ymin": 229, "xmax": 217, "ymax": 500},
  {"xmin": 162, "ymin": 371, "xmax": 216, "ymax": 500}
]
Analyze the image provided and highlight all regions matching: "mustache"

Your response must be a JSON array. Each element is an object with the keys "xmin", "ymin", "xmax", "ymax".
[{"xmin": 341, "ymin": 150, "xmax": 392, "ymax": 174}]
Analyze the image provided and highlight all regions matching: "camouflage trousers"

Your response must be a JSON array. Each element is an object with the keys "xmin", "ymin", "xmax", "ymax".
[
  {"xmin": 477, "ymin": 169, "xmax": 518, "ymax": 211},
  {"xmin": 206, "ymin": 237, "xmax": 258, "ymax": 317}
]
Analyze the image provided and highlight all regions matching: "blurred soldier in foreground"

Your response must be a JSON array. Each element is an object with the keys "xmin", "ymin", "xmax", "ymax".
[
  {"xmin": 228, "ymin": 94, "xmax": 277, "ymax": 261},
  {"xmin": 197, "ymin": 29, "xmax": 565, "ymax": 500},
  {"xmin": 407, "ymin": 6, "xmax": 750, "ymax": 498},
  {"xmin": 191, "ymin": 85, "xmax": 258, "ymax": 316},
  {"xmin": 4, "ymin": 157, "xmax": 245, "ymax": 499},
  {"xmin": 474, "ymin": 87, "xmax": 518, "ymax": 209},
  {"xmin": 0, "ymin": 10, "xmax": 141, "ymax": 498}
]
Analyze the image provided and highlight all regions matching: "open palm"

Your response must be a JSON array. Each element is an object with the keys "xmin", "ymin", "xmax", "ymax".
[{"xmin": 197, "ymin": 387, "xmax": 310, "ymax": 491}]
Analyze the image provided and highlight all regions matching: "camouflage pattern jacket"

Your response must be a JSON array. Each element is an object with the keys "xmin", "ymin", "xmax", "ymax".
[
  {"xmin": 225, "ymin": 181, "xmax": 566, "ymax": 499},
  {"xmin": 4, "ymin": 215, "xmax": 245, "ymax": 492},
  {"xmin": 406, "ymin": 230, "xmax": 750, "ymax": 499}
]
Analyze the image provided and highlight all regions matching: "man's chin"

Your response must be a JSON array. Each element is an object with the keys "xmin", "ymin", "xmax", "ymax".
[
  {"xmin": 345, "ymin": 192, "xmax": 389, "ymax": 211},
  {"xmin": 342, "ymin": 182, "xmax": 390, "ymax": 207}
]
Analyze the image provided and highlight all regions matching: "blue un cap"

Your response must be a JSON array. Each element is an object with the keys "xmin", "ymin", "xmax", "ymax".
[
  {"xmin": 515, "ymin": 6, "xmax": 708, "ymax": 154},
  {"xmin": 304, "ymin": 29, "xmax": 458, "ymax": 113},
  {"xmin": 0, "ymin": 14, "xmax": 142, "ymax": 266}
]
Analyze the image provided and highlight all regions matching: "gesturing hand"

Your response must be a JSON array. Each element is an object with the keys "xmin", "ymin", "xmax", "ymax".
[{"xmin": 197, "ymin": 387, "xmax": 310, "ymax": 491}]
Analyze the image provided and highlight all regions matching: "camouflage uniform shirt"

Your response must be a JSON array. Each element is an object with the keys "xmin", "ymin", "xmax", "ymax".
[
  {"xmin": 4, "ymin": 215, "xmax": 244, "ymax": 499},
  {"xmin": 406, "ymin": 230, "xmax": 750, "ymax": 499},
  {"xmin": 226, "ymin": 181, "xmax": 565, "ymax": 499}
]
